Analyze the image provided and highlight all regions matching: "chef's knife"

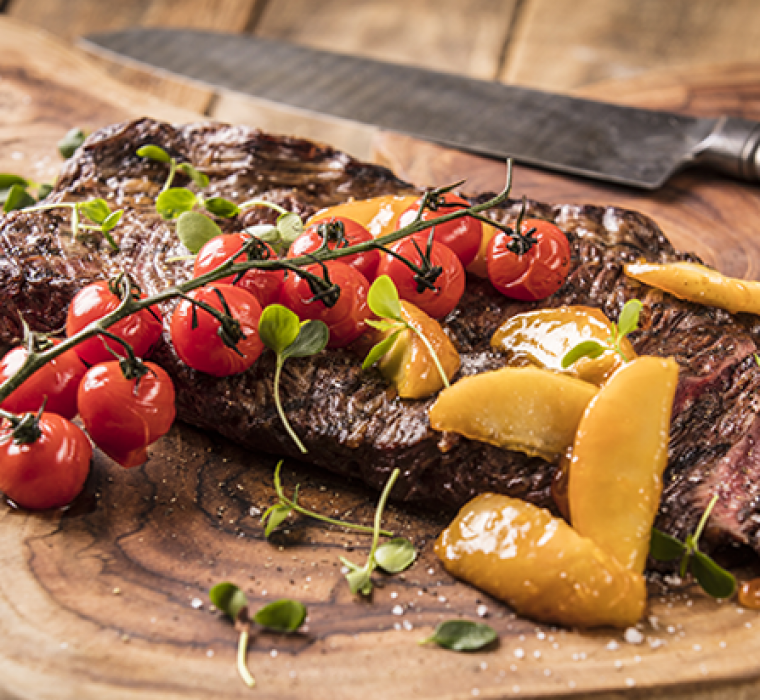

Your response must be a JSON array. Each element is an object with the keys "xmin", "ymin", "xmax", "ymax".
[{"xmin": 81, "ymin": 28, "xmax": 760, "ymax": 190}]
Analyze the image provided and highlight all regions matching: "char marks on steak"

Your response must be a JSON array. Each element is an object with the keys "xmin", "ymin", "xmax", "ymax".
[{"xmin": 2, "ymin": 117, "xmax": 760, "ymax": 556}]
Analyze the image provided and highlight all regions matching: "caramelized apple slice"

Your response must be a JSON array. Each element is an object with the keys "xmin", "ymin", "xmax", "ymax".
[
  {"xmin": 568, "ymin": 356, "xmax": 679, "ymax": 574},
  {"xmin": 428, "ymin": 367, "xmax": 597, "ymax": 460},
  {"xmin": 625, "ymin": 261, "xmax": 760, "ymax": 315},
  {"xmin": 308, "ymin": 194, "xmax": 419, "ymax": 238},
  {"xmin": 465, "ymin": 221, "xmax": 499, "ymax": 278},
  {"xmin": 436, "ymin": 493, "xmax": 646, "ymax": 628},
  {"xmin": 378, "ymin": 301, "xmax": 460, "ymax": 399},
  {"xmin": 491, "ymin": 306, "xmax": 636, "ymax": 385}
]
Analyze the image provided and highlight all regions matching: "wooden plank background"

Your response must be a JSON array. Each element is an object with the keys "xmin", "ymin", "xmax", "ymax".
[
  {"xmin": 5, "ymin": 0, "xmax": 760, "ymax": 99},
  {"xmin": 6, "ymin": 0, "xmax": 759, "ymax": 163}
]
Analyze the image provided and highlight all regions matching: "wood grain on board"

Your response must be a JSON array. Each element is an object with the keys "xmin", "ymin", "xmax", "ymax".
[{"xmin": 3, "ymin": 14, "xmax": 760, "ymax": 700}]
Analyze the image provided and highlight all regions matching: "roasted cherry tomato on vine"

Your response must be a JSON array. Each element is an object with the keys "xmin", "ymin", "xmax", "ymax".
[
  {"xmin": 0, "ymin": 413, "xmax": 91, "ymax": 509},
  {"xmin": 397, "ymin": 192, "xmax": 483, "ymax": 268},
  {"xmin": 66, "ymin": 280, "xmax": 163, "ymax": 366},
  {"xmin": 77, "ymin": 361, "xmax": 176, "ymax": 469},
  {"xmin": 279, "ymin": 261, "xmax": 371, "ymax": 348},
  {"xmin": 375, "ymin": 238, "xmax": 465, "ymax": 319},
  {"xmin": 0, "ymin": 340, "xmax": 86, "ymax": 420},
  {"xmin": 170, "ymin": 284, "xmax": 264, "ymax": 376},
  {"xmin": 193, "ymin": 233, "xmax": 285, "ymax": 307},
  {"xmin": 487, "ymin": 218, "xmax": 571, "ymax": 301},
  {"xmin": 288, "ymin": 217, "xmax": 380, "ymax": 281}
]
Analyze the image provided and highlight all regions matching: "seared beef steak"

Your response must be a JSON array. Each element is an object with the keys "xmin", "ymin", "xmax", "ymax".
[{"xmin": 2, "ymin": 117, "xmax": 759, "ymax": 556}]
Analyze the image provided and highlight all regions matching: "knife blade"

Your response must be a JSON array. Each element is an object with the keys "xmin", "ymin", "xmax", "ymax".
[{"xmin": 81, "ymin": 28, "xmax": 760, "ymax": 190}]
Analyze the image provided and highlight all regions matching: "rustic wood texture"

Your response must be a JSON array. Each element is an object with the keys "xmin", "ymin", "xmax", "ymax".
[
  {"xmin": 3, "ymin": 13, "xmax": 760, "ymax": 700},
  {"xmin": 6, "ymin": 0, "xmax": 267, "ymax": 115},
  {"xmin": 254, "ymin": 0, "xmax": 518, "ymax": 80},
  {"xmin": 501, "ymin": 0, "xmax": 760, "ymax": 91}
]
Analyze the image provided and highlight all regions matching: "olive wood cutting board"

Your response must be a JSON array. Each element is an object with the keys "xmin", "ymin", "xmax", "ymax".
[{"xmin": 2, "ymin": 17, "xmax": 760, "ymax": 700}]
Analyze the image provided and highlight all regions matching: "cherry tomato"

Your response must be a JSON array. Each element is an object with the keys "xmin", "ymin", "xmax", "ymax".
[
  {"xmin": 279, "ymin": 262, "xmax": 371, "ymax": 348},
  {"xmin": 375, "ymin": 238, "xmax": 465, "ymax": 319},
  {"xmin": 487, "ymin": 219, "xmax": 571, "ymax": 301},
  {"xmin": 0, "ymin": 413, "xmax": 91, "ymax": 509},
  {"xmin": 397, "ymin": 192, "xmax": 483, "ymax": 268},
  {"xmin": 66, "ymin": 280, "xmax": 163, "ymax": 366},
  {"xmin": 0, "ymin": 340, "xmax": 86, "ymax": 419},
  {"xmin": 193, "ymin": 233, "xmax": 285, "ymax": 307},
  {"xmin": 78, "ymin": 361, "xmax": 176, "ymax": 469},
  {"xmin": 170, "ymin": 284, "xmax": 264, "ymax": 376},
  {"xmin": 288, "ymin": 217, "xmax": 380, "ymax": 280}
]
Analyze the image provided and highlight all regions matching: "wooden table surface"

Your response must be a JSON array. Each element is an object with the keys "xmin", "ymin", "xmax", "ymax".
[
  {"xmin": 5, "ymin": 0, "xmax": 760, "ymax": 156},
  {"xmin": 3, "ymin": 3, "xmax": 760, "ymax": 700}
]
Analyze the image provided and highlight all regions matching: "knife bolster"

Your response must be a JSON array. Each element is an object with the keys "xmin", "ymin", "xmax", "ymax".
[{"xmin": 695, "ymin": 116, "xmax": 760, "ymax": 182}]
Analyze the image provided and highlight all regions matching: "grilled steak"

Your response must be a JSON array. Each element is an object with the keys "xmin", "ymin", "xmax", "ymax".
[{"xmin": 2, "ymin": 117, "xmax": 759, "ymax": 557}]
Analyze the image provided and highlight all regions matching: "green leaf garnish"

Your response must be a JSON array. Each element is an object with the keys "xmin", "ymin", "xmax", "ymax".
[
  {"xmin": 649, "ymin": 528, "xmax": 686, "ymax": 562},
  {"xmin": 560, "ymin": 339, "xmax": 606, "ymax": 369},
  {"xmin": 562, "ymin": 298, "xmax": 642, "ymax": 368},
  {"xmin": 259, "ymin": 305, "xmax": 328, "ymax": 453},
  {"xmin": 363, "ymin": 275, "xmax": 450, "ymax": 388},
  {"xmin": 36, "ymin": 183, "xmax": 53, "ymax": 201},
  {"xmin": 650, "ymin": 494, "xmax": 737, "ymax": 599},
  {"xmin": 261, "ymin": 502, "xmax": 292, "ymax": 538},
  {"xmin": 177, "ymin": 162, "xmax": 209, "ymax": 189},
  {"xmin": 262, "ymin": 461, "xmax": 391, "ymax": 538},
  {"xmin": 374, "ymin": 537, "xmax": 416, "ymax": 573},
  {"xmin": 137, "ymin": 145, "xmax": 202, "ymax": 192},
  {"xmin": 209, "ymin": 582, "xmax": 254, "ymax": 688},
  {"xmin": 156, "ymin": 187, "xmax": 198, "ymax": 220},
  {"xmin": 367, "ymin": 274, "xmax": 403, "ymax": 320},
  {"xmin": 362, "ymin": 329, "xmax": 403, "ymax": 371},
  {"xmin": 258, "ymin": 304, "xmax": 301, "ymax": 355},
  {"xmin": 80, "ymin": 198, "xmax": 111, "ymax": 225},
  {"xmin": 58, "ymin": 127, "xmax": 86, "ymax": 159},
  {"xmin": 101, "ymin": 209, "xmax": 123, "ymax": 234},
  {"xmin": 136, "ymin": 144, "xmax": 171, "ymax": 163},
  {"xmin": 205, "ymin": 196, "xmax": 240, "ymax": 218},
  {"xmin": 210, "ymin": 581, "xmax": 250, "ymax": 622},
  {"xmin": 282, "ymin": 320, "xmax": 330, "ymax": 360},
  {"xmin": 420, "ymin": 620, "xmax": 497, "ymax": 652},
  {"xmin": 175, "ymin": 210, "xmax": 222, "ymax": 253},
  {"xmin": 276, "ymin": 211, "xmax": 304, "ymax": 245},
  {"xmin": 617, "ymin": 298, "xmax": 643, "ymax": 336},
  {"xmin": 0, "ymin": 173, "xmax": 29, "ymax": 191},
  {"xmin": 691, "ymin": 550, "xmax": 737, "ymax": 600},
  {"xmin": 2, "ymin": 183, "xmax": 36, "ymax": 212},
  {"xmin": 340, "ymin": 468, "xmax": 402, "ymax": 596},
  {"xmin": 342, "ymin": 562, "xmax": 374, "ymax": 596},
  {"xmin": 253, "ymin": 599, "xmax": 307, "ymax": 633}
]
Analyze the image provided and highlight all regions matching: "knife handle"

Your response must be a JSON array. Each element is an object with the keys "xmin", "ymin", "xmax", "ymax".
[{"xmin": 695, "ymin": 116, "xmax": 760, "ymax": 182}]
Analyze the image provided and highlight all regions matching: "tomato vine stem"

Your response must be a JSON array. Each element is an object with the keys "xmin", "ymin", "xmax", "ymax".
[{"xmin": 0, "ymin": 171, "xmax": 515, "ymax": 406}]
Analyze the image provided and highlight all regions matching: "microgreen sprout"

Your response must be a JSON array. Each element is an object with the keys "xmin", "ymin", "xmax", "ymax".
[
  {"xmin": 420, "ymin": 620, "xmax": 498, "ymax": 652},
  {"xmin": 137, "ymin": 144, "xmax": 209, "ymax": 192},
  {"xmin": 340, "ymin": 468, "xmax": 413, "ymax": 596},
  {"xmin": 58, "ymin": 127, "xmax": 86, "ymax": 159},
  {"xmin": 561, "ymin": 298, "xmax": 643, "ymax": 369},
  {"xmin": 261, "ymin": 461, "xmax": 392, "ymax": 538},
  {"xmin": 206, "ymin": 196, "xmax": 304, "ymax": 254},
  {"xmin": 1, "ymin": 174, "xmax": 53, "ymax": 212},
  {"xmin": 258, "ymin": 305, "xmax": 329, "ymax": 453},
  {"xmin": 11, "ymin": 196, "xmax": 123, "ymax": 250},
  {"xmin": 650, "ymin": 494, "xmax": 737, "ymax": 599},
  {"xmin": 362, "ymin": 275, "xmax": 451, "ymax": 388},
  {"xmin": 209, "ymin": 581, "xmax": 307, "ymax": 689}
]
